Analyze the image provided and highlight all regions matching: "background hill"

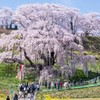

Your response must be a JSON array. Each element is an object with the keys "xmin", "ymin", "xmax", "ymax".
[{"xmin": 83, "ymin": 36, "xmax": 100, "ymax": 52}]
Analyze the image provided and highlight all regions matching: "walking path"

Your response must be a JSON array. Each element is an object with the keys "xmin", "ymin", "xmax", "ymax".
[
  {"xmin": 19, "ymin": 98, "xmax": 100, "ymax": 100},
  {"xmin": 18, "ymin": 93, "xmax": 36, "ymax": 100},
  {"xmin": 19, "ymin": 96, "xmax": 34, "ymax": 100},
  {"xmin": 19, "ymin": 98, "xmax": 33, "ymax": 100},
  {"xmin": 18, "ymin": 97, "xmax": 100, "ymax": 100},
  {"xmin": 42, "ymin": 82, "xmax": 100, "ymax": 92},
  {"xmin": 17, "ymin": 83, "xmax": 100, "ymax": 100}
]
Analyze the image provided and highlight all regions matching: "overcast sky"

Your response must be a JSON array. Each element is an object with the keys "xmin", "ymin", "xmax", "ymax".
[{"xmin": 0, "ymin": 0, "xmax": 100, "ymax": 13}]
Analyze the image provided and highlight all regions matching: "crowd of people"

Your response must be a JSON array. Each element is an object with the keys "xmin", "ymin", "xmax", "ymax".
[
  {"xmin": 6, "ymin": 82, "xmax": 40, "ymax": 100},
  {"xmin": 43, "ymin": 81, "xmax": 70, "ymax": 90},
  {"xmin": 6, "ymin": 77, "xmax": 99, "ymax": 100},
  {"xmin": 17, "ymin": 81, "xmax": 70, "ymax": 99},
  {"xmin": 42, "ymin": 77, "xmax": 99, "ymax": 90},
  {"xmin": 18, "ymin": 82, "xmax": 40, "ymax": 98},
  {"xmin": 5, "ymin": 81, "xmax": 72, "ymax": 100}
]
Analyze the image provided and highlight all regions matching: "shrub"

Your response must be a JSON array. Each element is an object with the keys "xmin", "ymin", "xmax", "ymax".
[{"xmin": 69, "ymin": 70, "xmax": 86, "ymax": 82}]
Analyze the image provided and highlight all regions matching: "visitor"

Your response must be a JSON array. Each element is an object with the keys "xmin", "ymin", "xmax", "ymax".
[
  {"xmin": 60, "ymin": 81, "xmax": 63, "ymax": 89},
  {"xmin": 73, "ymin": 80, "xmax": 76, "ymax": 86},
  {"xmin": 27, "ymin": 84, "xmax": 31, "ymax": 98},
  {"xmin": 51, "ymin": 81, "xmax": 54, "ymax": 89},
  {"xmin": 23, "ymin": 84, "xmax": 28, "ymax": 98},
  {"xmin": 57, "ymin": 81, "xmax": 60, "ymax": 90},
  {"xmin": 27, "ymin": 85, "xmax": 31, "ymax": 93},
  {"xmin": 94, "ymin": 77, "xmax": 97, "ymax": 83},
  {"xmin": 44, "ymin": 81, "xmax": 47, "ymax": 88},
  {"xmin": 6, "ymin": 95, "xmax": 10, "ymax": 100},
  {"xmin": 80, "ymin": 78, "xmax": 83, "ymax": 85},
  {"xmin": 19, "ymin": 83, "xmax": 24, "ymax": 98},
  {"xmin": 54, "ymin": 81, "xmax": 57, "ymax": 89},
  {"xmin": 36, "ymin": 83, "xmax": 40, "ymax": 91},
  {"xmin": 48, "ymin": 82, "xmax": 51, "ymax": 89},
  {"xmin": 30, "ymin": 83, "xmax": 36, "ymax": 95},
  {"xmin": 68, "ymin": 81, "xmax": 71, "ymax": 89},
  {"xmin": 63, "ymin": 81, "xmax": 68, "ymax": 89},
  {"xmin": 19, "ymin": 83, "xmax": 23, "ymax": 92},
  {"xmin": 23, "ymin": 84, "xmax": 27, "ymax": 91},
  {"xmin": 13, "ymin": 93, "xmax": 18, "ymax": 100}
]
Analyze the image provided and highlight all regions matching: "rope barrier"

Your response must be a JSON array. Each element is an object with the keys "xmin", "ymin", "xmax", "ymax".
[
  {"xmin": 40, "ymin": 76, "xmax": 100, "ymax": 92},
  {"xmin": 41, "ymin": 83, "xmax": 100, "ymax": 93}
]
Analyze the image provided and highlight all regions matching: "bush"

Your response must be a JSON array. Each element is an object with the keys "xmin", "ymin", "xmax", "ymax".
[{"xmin": 69, "ymin": 70, "xmax": 86, "ymax": 82}]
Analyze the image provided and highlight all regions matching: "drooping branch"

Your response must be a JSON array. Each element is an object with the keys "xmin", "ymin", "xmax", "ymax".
[{"xmin": 23, "ymin": 49, "xmax": 34, "ymax": 67}]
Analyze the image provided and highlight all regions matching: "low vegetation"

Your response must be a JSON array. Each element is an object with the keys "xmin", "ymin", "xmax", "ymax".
[
  {"xmin": 83, "ymin": 36, "xmax": 100, "ymax": 52},
  {"xmin": 0, "ymin": 36, "xmax": 100, "ymax": 99},
  {"xmin": 36, "ymin": 86, "xmax": 100, "ymax": 100}
]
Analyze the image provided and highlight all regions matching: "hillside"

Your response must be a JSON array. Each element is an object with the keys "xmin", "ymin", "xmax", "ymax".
[
  {"xmin": 82, "ymin": 36, "xmax": 100, "ymax": 52},
  {"xmin": 0, "ymin": 32, "xmax": 100, "ymax": 99},
  {"xmin": 36, "ymin": 86, "xmax": 100, "ymax": 100}
]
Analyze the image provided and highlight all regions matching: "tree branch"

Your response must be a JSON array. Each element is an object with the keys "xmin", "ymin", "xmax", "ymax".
[{"xmin": 23, "ymin": 49, "xmax": 34, "ymax": 67}]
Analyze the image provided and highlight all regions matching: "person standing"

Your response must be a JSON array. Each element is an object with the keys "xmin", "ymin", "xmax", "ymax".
[
  {"xmin": 48, "ymin": 82, "xmax": 51, "ymax": 89},
  {"xmin": 60, "ymin": 81, "xmax": 63, "ymax": 89},
  {"xmin": 36, "ymin": 83, "xmax": 40, "ymax": 91},
  {"xmin": 13, "ymin": 93, "xmax": 18, "ymax": 100},
  {"xmin": 57, "ymin": 81, "xmax": 60, "ymax": 90},
  {"xmin": 63, "ymin": 81, "xmax": 68, "ymax": 89},
  {"xmin": 6, "ymin": 95, "xmax": 10, "ymax": 100},
  {"xmin": 44, "ymin": 81, "xmax": 47, "ymax": 88},
  {"xmin": 54, "ymin": 82, "xmax": 57, "ymax": 89},
  {"xmin": 51, "ymin": 81, "xmax": 54, "ymax": 89}
]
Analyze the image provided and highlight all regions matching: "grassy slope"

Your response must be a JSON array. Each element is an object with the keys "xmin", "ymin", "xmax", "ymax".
[
  {"xmin": 0, "ymin": 63, "xmax": 19, "ymax": 95},
  {"xmin": 36, "ymin": 36, "xmax": 100, "ymax": 99},
  {"xmin": 82, "ymin": 36, "xmax": 100, "ymax": 52},
  {"xmin": 82, "ymin": 36, "xmax": 100, "ymax": 73},
  {"xmin": 36, "ymin": 86, "xmax": 100, "ymax": 100},
  {"xmin": 0, "ymin": 34, "xmax": 100, "ymax": 98}
]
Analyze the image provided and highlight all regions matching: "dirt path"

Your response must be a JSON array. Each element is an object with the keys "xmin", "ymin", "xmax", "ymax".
[
  {"xmin": 18, "ymin": 93, "xmax": 35, "ymax": 100},
  {"xmin": 51, "ymin": 98, "xmax": 100, "ymax": 100},
  {"xmin": 68, "ymin": 98, "xmax": 100, "ymax": 100}
]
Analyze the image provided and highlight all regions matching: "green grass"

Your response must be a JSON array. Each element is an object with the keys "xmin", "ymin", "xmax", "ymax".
[
  {"xmin": 0, "ymin": 62, "xmax": 19, "ymax": 95},
  {"xmin": 36, "ymin": 86, "xmax": 100, "ymax": 99},
  {"xmin": 83, "ymin": 36, "xmax": 100, "ymax": 52},
  {"xmin": 0, "ymin": 36, "xmax": 100, "ymax": 98}
]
